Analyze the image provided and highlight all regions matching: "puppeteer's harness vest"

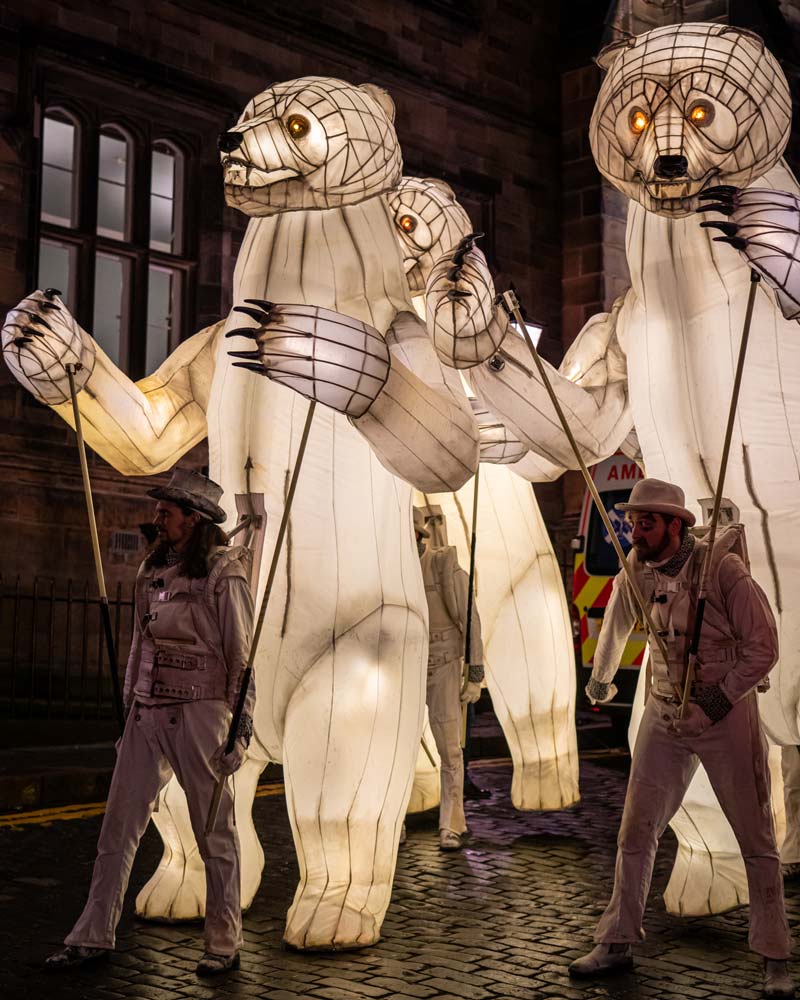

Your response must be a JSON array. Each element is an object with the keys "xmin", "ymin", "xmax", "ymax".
[
  {"xmin": 131, "ymin": 545, "xmax": 250, "ymax": 706},
  {"xmin": 421, "ymin": 546, "xmax": 463, "ymax": 666},
  {"xmin": 631, "ymin": 527, "xmax": 754, "ymax": 699}
]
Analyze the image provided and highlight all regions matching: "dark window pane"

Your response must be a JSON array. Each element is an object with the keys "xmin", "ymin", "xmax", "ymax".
[
  {"xmin": 93, "ymin": 253, "xmax": 127, "ymax": 367},
  {"xmin": 149, "ymin": 195, "xmax": 174, "ymax": 253},
  {"xmin": 38, "ymin": 240, "xmax": 74, "ymax": 309},
  {"xmin": 151, "ymin": 148, "xmax": 175, "ymax": 199},
  {"xmin": 98, "ymin": 132, "xmax": 127, "ymax": 186},
  {"xmin": 40, "ymin": 116, "xmax": 76, "ymax": 226},
  {"xmin": 42, "ymin": 116, "xmax": 75, "ymax": 171},
  {"xmin": 97, "ymin": 132, "xmax": 128, "ymax": 240},
  {"xmin": 585, "ymin": 489, "xmax": 634, "ymax": 577},
  {"xmin": 41, "ymin": 165, "xmax": 73, "ymax": 227},
  {"xmin": 146, "ymin": 266, "xmax": 176, "ymax": 370},
  {"xmin": 97, "ymin": 180, "xmax": 126, "ymax": 241},
  {"xmin": 150, "ymin": 147, "xmax": 177, "ymax": 252}
]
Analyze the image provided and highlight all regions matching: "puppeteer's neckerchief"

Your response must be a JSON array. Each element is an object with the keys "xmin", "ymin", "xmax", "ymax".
[{"xmin": 648, "ymin": 532, "xmax": 695, "ymax": 579}]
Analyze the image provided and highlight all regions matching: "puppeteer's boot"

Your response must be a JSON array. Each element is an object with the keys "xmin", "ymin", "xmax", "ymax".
[
  {"xmin": 439, "ymin": 828, "xmax": 463, "ymax": 851},
  {"xmin": 196, "ymin": 951, "xmax": 240, "ymax": 976},
  {"xmin": 764, "ymin": 959, "xmax": 795, "ymax": 998},
  {"xmin": 44, "ymin": 945, "xmax": 109, "ymax": 971},
  {"xmin": 568, "ymin": 943, "xmax": 633, "ymax": 978}
]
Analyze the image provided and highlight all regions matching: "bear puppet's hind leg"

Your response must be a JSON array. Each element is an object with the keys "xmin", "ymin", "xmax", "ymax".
[
  {"xmin": 282, "ymin": 604, "xmax": 427, "ymax": 950},
  {"xmin": 135, "ymin": 754, "xmax": 268, "ymax": 922}
]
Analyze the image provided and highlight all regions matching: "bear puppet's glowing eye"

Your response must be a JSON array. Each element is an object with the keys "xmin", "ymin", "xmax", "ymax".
[
  {"xmin": 629, "ymin": 108, "xmax": 649, "ymax": 135},
  {"xmin": 398, "ymin": 214, "xmax": 417, "ymax": 234},
  {"xmin": 688, "ymin": 101, "xmax": 715, "ymax": 127},
  {"xmin": 286, "ymin": 114, "xmax": 310, "ymax": 140}
]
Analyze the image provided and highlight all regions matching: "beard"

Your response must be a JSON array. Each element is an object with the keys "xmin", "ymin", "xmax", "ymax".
[{"xmin": 633, "ymin": 536, "xmax": 671, "ymax": 561}]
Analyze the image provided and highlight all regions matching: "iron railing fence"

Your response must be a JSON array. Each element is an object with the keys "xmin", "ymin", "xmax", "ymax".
[{"xmin": 0, "ymin": 575, "xmax": 135, "ymax": 720}]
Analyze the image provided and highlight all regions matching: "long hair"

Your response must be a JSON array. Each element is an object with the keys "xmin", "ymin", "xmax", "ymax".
[{"xmin": 145, "ymin": 506, "xmax": 229, "ymax": 579}]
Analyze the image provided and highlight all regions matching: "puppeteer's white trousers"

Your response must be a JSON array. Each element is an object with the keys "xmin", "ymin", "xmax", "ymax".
[
  {"xmin": 65, "ymin": 700, "xmax": 241, "ymax": 956},
  {"xmin": 595, "ymin": 693, "xmax": 791, "ymax": 959},
  {"xmin": 427, "ymin": 657, "xmax": 466, "ymax": 834}
]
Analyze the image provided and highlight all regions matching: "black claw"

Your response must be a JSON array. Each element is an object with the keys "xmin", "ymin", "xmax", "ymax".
[
  {"xmin": 29, "ymin": 315, "xmax": 53, "ymax": 331},
  {"xmin": 228, "ymin": 349, "xmax": 261, "ymax": 360},
  {"xmin": 13, "ymin": 337, "xmax": 33, "ymax": 346},
  {"xmin": 700, "ymin": 185, "xmax": 740, "ymax": 197},
  {"xmin": 243, "ymin": 298, "xmax": 275, "ymax": 311},
  {"xmin": 460, "ymin": 231, "xmax": 484, "ymax": 245},
  {"xmin": 697, "ymin": 203, "xmax": 734, "ymax": 216},
  {"xmin": 447, "ymin": 289, "xmax": 472, "ymax": 301},
  {"xmin": 230, "ymin": 360, "xmax": 266, "ymax": 374},
  {"xmin": 40, "ymin": 301, "xmax": 60, "ymax": 311},
  {"xmin": 233, "ymin": 305, "xmax": 270, "ymax": 324},
  {"xmin": 697, "ymin": 191, "xmax": 735, "ymax": 205},
  {"xmin": 225, "ymin": 327, "xmax": 260, "ymax": 340},
  {"xmin": 446, "ymin": 266, "xmax": 463, "ymax": 282},
  {"xmin": 43, "ymin": 287, "xmax": 62, "ymax": 300},
  {"xmin": 713, "ymin": 235, "xmax": 748, "ymax": 251},
  {"xmin": 452, "ymin": 248, "xmax": 470, "ymax": 266},
  {"xmin": 699, "ymin": 220, "xmax": 740, "ymax": 236}
]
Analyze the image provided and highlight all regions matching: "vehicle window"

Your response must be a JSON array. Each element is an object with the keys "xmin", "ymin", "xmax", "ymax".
[{"xmin": 585, "ymin": 488, "xmax": 634, "ymax": 576}]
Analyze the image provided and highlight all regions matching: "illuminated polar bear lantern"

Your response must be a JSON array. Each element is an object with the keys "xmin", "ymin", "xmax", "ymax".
[
  {"xmin": 2, "ymin": 77, "xmax": 484, "ymax": 949},
  {"xmin": 388, "ymin": 175, "xmax": 579, "ymax": 811},
  {"xmin": 466, "ymin": 21, "xmax": 800, "ymax": 917}
]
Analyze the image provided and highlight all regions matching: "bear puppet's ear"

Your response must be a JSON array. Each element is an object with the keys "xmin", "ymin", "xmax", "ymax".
[
  {"xmin": 719, "ymin": 24, "xmax": 766, "ymax": 52},
  {"xmin": 360, "ymin": 84, "xmax": 396, "ymax": 122},
  {"xmin": 423, "ymin": 177, "xmax": 457, "ymax": 202},
  {"xmin": 595, "ymin": 36, "xmax": 634, "ymax": 72}
]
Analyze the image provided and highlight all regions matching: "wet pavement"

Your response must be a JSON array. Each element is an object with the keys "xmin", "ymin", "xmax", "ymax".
[{"xmin": 1, "ymin": 755, "xmax": 794, "ymax": 999}]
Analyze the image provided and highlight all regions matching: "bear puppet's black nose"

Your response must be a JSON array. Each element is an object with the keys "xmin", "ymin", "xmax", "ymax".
[
  {"xmin": 218, "ymin": 131, "xmax": 244, "ymax": 154},
  {"xmin": 653, "ymin": 155, "xmax": 689, "ymax": 179}
]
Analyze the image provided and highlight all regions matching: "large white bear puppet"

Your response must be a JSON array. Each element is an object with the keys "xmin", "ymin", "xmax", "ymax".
[
  {"xmin": 447, "ymin": 21, "xmax": 800, "ymax": 916},
  {"xmin": 2, "ymin": 77, "xmax": 487, "ymax": 949},
  {"xmin": 387, "ymin": 175, "xmax": 580, "ymax": 811}
]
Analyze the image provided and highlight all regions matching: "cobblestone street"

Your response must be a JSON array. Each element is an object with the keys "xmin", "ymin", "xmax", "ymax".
[{"xmin": 1, "ymin": 756, "xmax": 794, "ymax": 1000}]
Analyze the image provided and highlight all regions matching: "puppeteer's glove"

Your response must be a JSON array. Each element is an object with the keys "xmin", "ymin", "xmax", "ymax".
[
  {"xmin": 668, "ymin": 701, "xmax": 713, "ymax": 738},
  {"xmin": 211, "ymin": 712, "xmax": 253, "ymax": 776},
  {"xmin": 461, "ymin": 680, "xmax": 482, "ymax": 704},
  {"xmin": 211, "ymin": 740, "xmax": 247, "ymax": 776},
  {"xmin": 586, "ymin": 676, "xmax": 617, "ymax": 705}
]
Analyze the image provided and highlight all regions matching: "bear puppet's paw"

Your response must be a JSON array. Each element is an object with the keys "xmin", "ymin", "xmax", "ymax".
[
  {"xmin": 699, "ymin": 185, "xmax": 800, "ymax": 322},
  {"xmin": 425, "ymin": 233, "xmax": 509, "ymax": 369},
  {"xmin": 226, "ymin": 301, "xmax": 390, "ymax": 418},
  {"xmin": 2, "ymin": 289, "xmax": 96, "ymax": 405}
]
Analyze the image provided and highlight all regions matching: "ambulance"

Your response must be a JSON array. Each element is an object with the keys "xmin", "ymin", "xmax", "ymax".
[{"xmin": 572, "ymin": 453, "xmax": 647, "ymax": 709}]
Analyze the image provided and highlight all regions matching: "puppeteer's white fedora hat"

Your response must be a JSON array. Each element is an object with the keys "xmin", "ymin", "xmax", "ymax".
[{"xmin": 615, "ymin": 478, "xmax": 696, "ymax": 526}]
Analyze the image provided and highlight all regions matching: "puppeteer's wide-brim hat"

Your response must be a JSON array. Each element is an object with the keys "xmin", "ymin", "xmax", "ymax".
[
  {"xmin": 413, "ymin": 507, "xmax": 431, "ymax": 538},
  {"xmin": 147, "ymin": 468, "xmax": 227, "ymax": 524},
  {"xmin": 615, "ymin": 477, "xmax": 696, "ymax": 527}
]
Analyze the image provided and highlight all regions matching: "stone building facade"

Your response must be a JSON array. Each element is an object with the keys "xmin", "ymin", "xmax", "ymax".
[{"xmin": 0, "ymin": 1, "xmax": 799, "ymax": 735}]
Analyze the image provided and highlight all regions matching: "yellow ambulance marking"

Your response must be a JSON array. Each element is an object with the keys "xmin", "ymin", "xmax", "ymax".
[{"xmin": 574, "ymin": 552, "xmax": 646, "ymax": 668}]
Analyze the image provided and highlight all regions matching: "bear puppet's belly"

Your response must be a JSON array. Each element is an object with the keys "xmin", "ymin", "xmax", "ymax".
[{"xmin": 624, "ymin": 193, "xmax": 800, "ymax": 744}]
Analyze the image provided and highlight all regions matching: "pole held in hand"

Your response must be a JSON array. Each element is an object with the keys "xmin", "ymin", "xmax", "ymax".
[
  {"xmin": 65, "ymin": 361, "xmax": 125, "ymax": 733},
  {"xmin": 461, "ymin": 465, "xmax": 480, "ymax": 748},
  {"xmin": 679, "ymin": 270, "xmax": 760, "ymax": 718},
  {"xmin": 205, "ymin": 400, "xmax": 316, "ymax": 835},
  {"xmin": 501, "ymin": 289, "xmax": 675, "ymax": 688}
]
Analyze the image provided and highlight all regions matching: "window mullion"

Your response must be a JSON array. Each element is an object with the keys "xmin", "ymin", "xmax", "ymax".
[
  {"xmin": 128, "ymin": 251, "xmax": 150, "ymax": 379},
  {"xmin": 75, "ymin": 122, "xmax": 99, "ymax": 331}
]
